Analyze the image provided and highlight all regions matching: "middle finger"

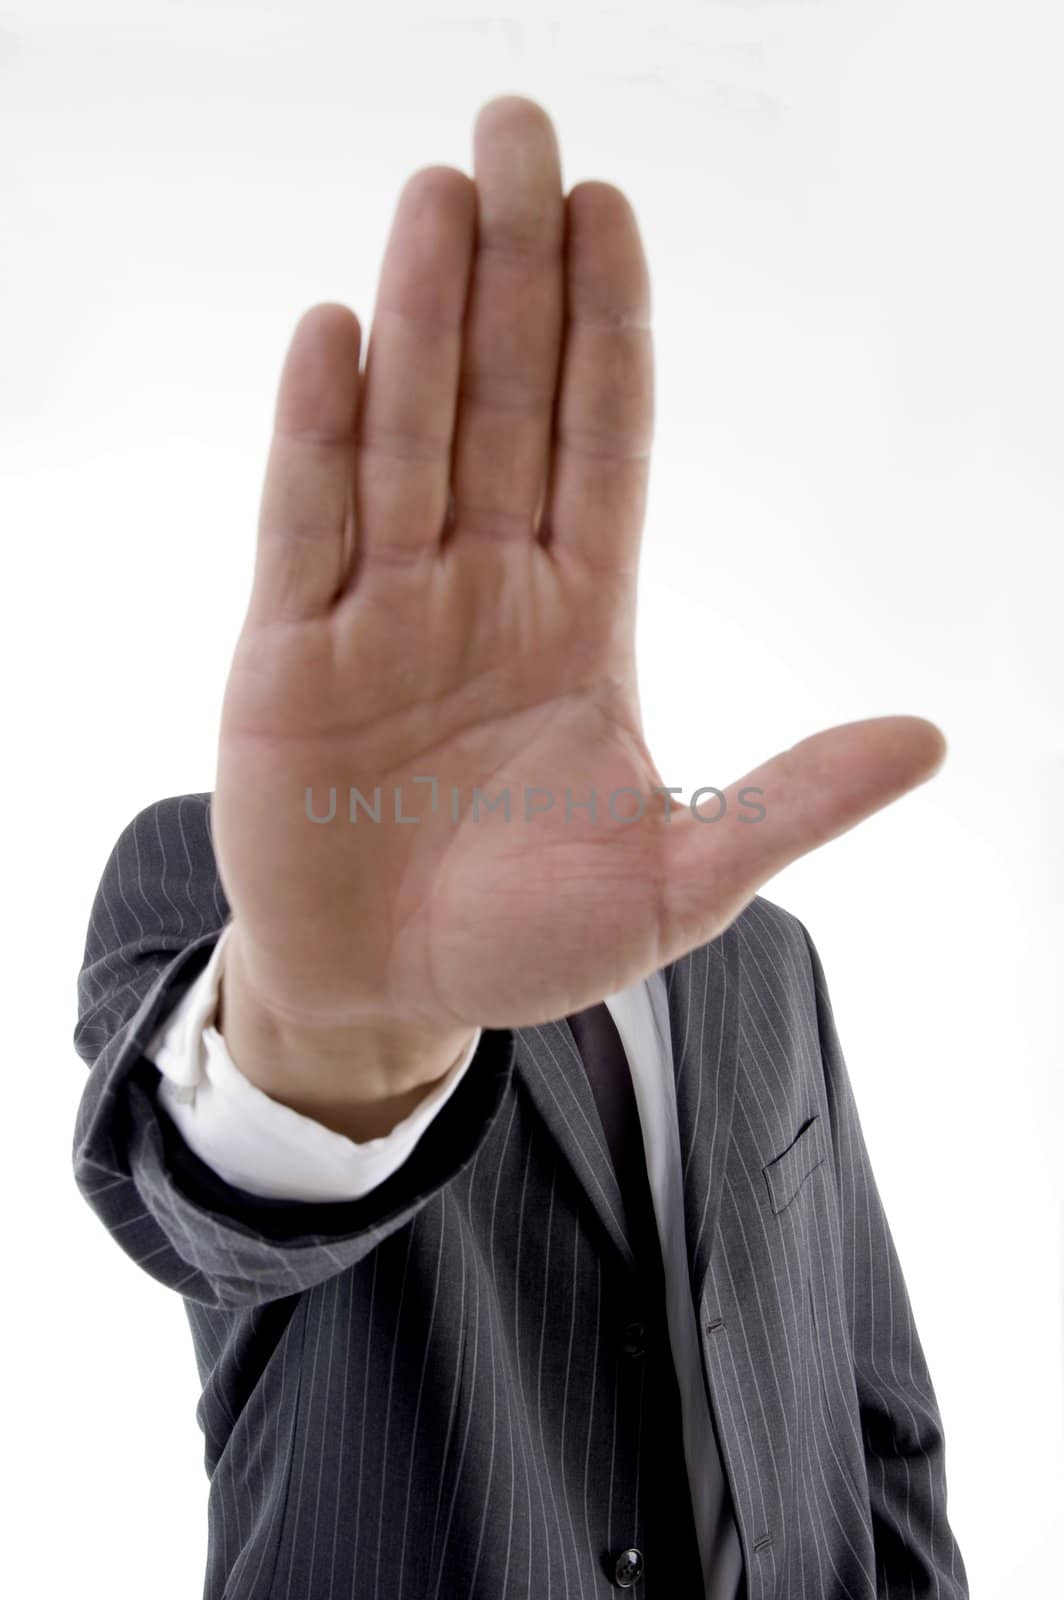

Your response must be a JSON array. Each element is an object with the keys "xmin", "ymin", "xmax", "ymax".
[{"xmin": 448, "ymin": 96, "xmax": 566, "ymax": 546}]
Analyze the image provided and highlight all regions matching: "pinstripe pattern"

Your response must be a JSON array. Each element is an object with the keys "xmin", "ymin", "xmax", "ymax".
[{"xmin": 72, "ymin": 793, "xmax": 968, "ymax": 1598}]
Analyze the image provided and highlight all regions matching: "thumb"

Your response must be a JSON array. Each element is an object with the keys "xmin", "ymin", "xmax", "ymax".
[{"xmin": 660, "ymin": 715, "xmax": 946, "ymax": 951}]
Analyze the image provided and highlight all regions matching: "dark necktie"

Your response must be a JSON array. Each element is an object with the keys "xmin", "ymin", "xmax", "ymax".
[
  {"xmin": 566, "ymin": 1000, "xmax": 663, "ymax": 1274},
  {"xmin": 564, "ymin": 1000, "xmax": 708, "ymax": 1596}
]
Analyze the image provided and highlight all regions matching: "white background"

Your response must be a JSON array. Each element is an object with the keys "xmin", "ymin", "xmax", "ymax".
[{"xmin": 3, "ymin": 1, "xmax": 1062, "ymax": 1595}]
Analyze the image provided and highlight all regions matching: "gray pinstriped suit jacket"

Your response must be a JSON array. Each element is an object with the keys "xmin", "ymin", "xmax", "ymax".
[{"xmin": 72, "ymin": 793, "xmax": 969, "ymax": 1599}]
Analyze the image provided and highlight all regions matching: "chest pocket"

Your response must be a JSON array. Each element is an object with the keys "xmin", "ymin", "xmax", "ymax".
[{"xmin": 762, "ymin": 1113, "xmax": 827, "ymax": 1215}]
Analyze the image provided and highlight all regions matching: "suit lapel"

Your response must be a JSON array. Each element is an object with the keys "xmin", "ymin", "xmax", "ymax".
[
  {"xmin": 509, "ymin": 921, "xmax": 742, "ymax": 1296},
  {"xmin": 511, "ymin": 1018, "xmax": 637, "ymax": 1274},
  {"xmin": 665, "ymin": 923, "xmax": 742, "ymax": 1308}
]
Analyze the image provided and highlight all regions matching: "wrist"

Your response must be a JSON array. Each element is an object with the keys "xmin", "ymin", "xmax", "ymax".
[{"xmin": 216, "ymin": 926, "xmax": 479, "ymax": 1141}]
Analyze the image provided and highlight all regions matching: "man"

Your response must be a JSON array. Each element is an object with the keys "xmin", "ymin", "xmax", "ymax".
[{"xmin": 72, "ymin": 95, "xmax": 968, "ymax": 1598}]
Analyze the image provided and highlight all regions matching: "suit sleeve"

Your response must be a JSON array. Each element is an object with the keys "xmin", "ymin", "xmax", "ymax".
[
  {"xmin": 72, "ymin": 792, "xmax": 514, "ymax": 1310},
  {"xmin": 799, "ymin": 924, "xmax": 970, "ymax": 1599}
]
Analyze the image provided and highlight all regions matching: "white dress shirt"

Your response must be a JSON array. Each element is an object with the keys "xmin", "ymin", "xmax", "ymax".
[{"xmin": 146, "ymin": 921, "xmax": 726, "ymax": 1596}]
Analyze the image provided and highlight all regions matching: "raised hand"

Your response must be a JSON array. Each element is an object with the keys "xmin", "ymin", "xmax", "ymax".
[{"xmin": 212, "ymin": 96, "xmax": 943, "ymax": 1094}]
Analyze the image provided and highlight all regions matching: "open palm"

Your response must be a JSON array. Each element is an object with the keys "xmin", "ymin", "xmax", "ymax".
[{"xmin": 213, "ymin": 96, "xmax": 943, "ymax": 1035}]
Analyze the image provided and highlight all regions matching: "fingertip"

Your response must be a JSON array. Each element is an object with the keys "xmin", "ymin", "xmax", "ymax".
[
  {"xmin": 896, "ymin": 715, "xmax": 948, "ymax": 780},
  {"xmin": 474, "ymin": 94, "xmax": 556, "ymax": 142},
  {"xmin": 293, "ymin": 301, "xmax": 362, "ymax": 343},
  {"xmin": 275, "ymin": 303, "xmax": 362, "ymax": 440}
]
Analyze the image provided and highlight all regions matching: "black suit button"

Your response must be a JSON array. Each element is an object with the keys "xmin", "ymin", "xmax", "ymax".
[
  {"xmin": 613, "ymin": 1546, "xmax": 644, "ymax": 1587},
  {"xmin": 621, "ymin": 1320, "xmax": 646, "ymax": 1357}
]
